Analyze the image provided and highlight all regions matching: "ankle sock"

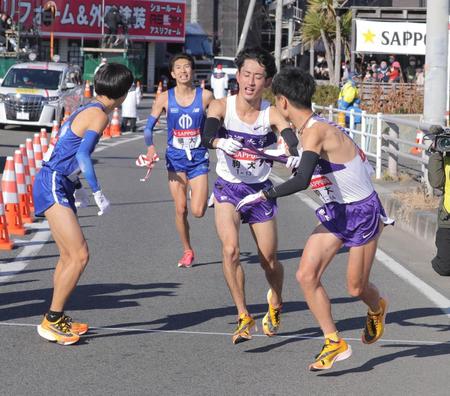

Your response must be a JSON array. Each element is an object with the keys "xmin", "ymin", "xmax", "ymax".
[
  {"xmin": 325, "ymin": 331, "xmax": 340, "ymax": 342},
  {"xmin": 46, "ymin": 310, "xmax": 63, "ymax": 322},
  {"xmin": 368, "ymin": 306, "xmax": 382, "ymax": 315}
]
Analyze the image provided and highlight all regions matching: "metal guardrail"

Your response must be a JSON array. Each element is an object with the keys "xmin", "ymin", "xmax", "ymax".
[{"xmin": 311, "ymin": 103, "xmax": 435, "ymax": 184}]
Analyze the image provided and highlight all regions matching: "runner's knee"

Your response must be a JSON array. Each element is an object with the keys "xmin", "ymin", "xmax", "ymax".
[
  {"xmin": 175, "ymin": 203, "xmax": 188, "ymax": 218},
  {"xmin": 346, "ymin": 282, "xmax": 365, "ymax": 298},
  {"xmin": 222, "ymin": 244, "xmax": 240, "ymax": 263},
  {"xmin": 296, "ymin": 266, "xmax": 319, "ymax": 288},
  {"xmin": 190, "ymin": 203, "xmax": 206, "ymax": 218},
  {"xmin": 71, "ymin": 246, "xmax": 89, "ymax": 271}
]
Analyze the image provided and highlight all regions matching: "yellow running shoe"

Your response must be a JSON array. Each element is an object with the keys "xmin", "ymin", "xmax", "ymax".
[
  {"xmin": 262, "ymin": 289, "xmax": 282, "ymax": 336},
  {"xmin": 232, "ymin": 313, "xmax": 255, "ymax": 344},
  {"xmin": 63, "ymin": 314, "xmax": 89, "ymax": 335},
  {"xmin": 362, "ymin": 297, "xmax": 388, "ymax": 344},
  {"xmin": 37, "ymin": 316, "xmax": 80, "ymax": 346},
  {"xmin": 309, "ymin": 338, "xmax": 352, "ymax": 371}
]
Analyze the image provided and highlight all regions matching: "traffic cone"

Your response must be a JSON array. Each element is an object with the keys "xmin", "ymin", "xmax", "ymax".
[
  {"xmin": 26, "ymin": 138, "xmax": 36, "ymax": 184},
  {"xmin": 19, "ymin": 144, "xmax": 34, "ymax": 211},
  {"xmin": 110, "ymin": 108, "xmax": 121, "ymax": 137},
  {"xmin": 101, "ymin": 123, "xmax": 112, "ymax": 140},
  {"xmin": 156, "ymin": 81, "xmax": 163, "ymax": 98},
  {"xmin": 0, "ymin": 183, "xmax": 14, "ymax": 250},
  {"xmin": 33, "ymin": 133, "xmax": 43, "ymax": 171},
  {"xmin": 62, "ymin": 109, "xmax": 70, "ymax": 124},
  {"xmin": 40, "ymin": 128, "xmax": 49, "ymax": 154},
  {"xmin": 51, "ymin": 120, "xmax": 59, "ymax": 140},
  {"xmin": 1, "ymin": 156, "xmax": 26, "ymax": 235},
  {"xmin": 44, "ymin": 120, "xmax": 60, "ymax": 162},
  {"xmin": 14, "ymin": 150, "xmax": 33, "ymax": 223},
  {"xmin": 200, "ymin": 80, "xmax": 205, "ymax": 89},
  {"xmin": 84, "ymin": 80, "xmax": 91, "ymax": 98},
  {"xmin": 410, "ymin": 130, "xmax": 424, "ymax": 155}
]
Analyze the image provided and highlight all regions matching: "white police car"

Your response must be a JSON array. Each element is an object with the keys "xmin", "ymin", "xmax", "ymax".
[{"xmin": 0, "ymin": 62, "xmax": 83, "ymax": 128}]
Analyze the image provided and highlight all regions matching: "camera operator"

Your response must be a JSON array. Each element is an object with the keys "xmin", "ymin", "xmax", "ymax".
[{"xmin": 427, "ymin": 125, "xmax": 450, "ymax": 276}]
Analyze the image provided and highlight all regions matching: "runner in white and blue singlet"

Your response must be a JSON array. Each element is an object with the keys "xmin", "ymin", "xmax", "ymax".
[
  {"xmin": 237, "ymin": 67, "xmax": 392, "ymax": 371},
  {"xmin": 143, "ymin": 53, "xmax": 214, "ymax": 268}
]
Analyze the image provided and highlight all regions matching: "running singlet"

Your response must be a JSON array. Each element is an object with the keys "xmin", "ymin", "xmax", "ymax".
[
  {"xmin": 216, "ymin": 95, "xmax": 277, "ymax": 184},
  {"xmin": 43, "ymin": 102, "xmax": 105, "ymax": 181},
  {"xmin": 167, "ymin": 87, "xmax": 205, "ymax": 151},
  {"xmin": 307, "ymin": 116, "xmax": 375, "ymax": 204}
]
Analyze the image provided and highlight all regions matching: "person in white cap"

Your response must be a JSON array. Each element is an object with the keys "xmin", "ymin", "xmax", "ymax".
[{"xmin": 210, "ymin": 64, "xmax": 228, "ymax": 99}]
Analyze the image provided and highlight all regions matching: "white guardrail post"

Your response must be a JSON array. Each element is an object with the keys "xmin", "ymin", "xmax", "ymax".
[
  {"xmin": 328, "ymin": 105, "xmax": 333, "ymax": 121},
  {"xmin": 360, "ymin": 110, "xmax": 367, "ymax": 152},
  {"xmin": 376, "ymin": 112, "xmax": 383, "ymax": 179},
  {"xmin": 349, "ymin": 109, "xmax": 355, "ymax": 139}
]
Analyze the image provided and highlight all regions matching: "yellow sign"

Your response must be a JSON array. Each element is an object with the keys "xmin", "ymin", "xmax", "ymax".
[{"xmin": 16, "ymin": 88, "xmax": 39, "ymax": 94}]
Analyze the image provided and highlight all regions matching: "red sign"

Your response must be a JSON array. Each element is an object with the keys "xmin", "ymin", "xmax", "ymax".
[{"xmin": 5, "ymin": 0, "xmax": 185, "ymax": 42}]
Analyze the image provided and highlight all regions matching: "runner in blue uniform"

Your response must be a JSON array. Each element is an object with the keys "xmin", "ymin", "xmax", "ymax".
[
  {"xmin": 144, "ymin": 53, "xmax": 214, "ymax": 268},
  {"xmin": 33, "ymin": 63, "xmax": 133, "ymax": 345}
]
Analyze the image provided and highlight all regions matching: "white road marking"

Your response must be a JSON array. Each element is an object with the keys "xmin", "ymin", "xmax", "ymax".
[
  {"xmin": 270, "ymin": 173, "xmax": 450, "ymax": 318},
  {"xmin": 0, "ymin": 321, "xmax": 448, "ymax": 345}
]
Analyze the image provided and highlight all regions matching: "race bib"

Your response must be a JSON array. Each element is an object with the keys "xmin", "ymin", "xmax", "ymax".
[
  {"xmin": 172, "ymin": 128, "xmax": 201, "ymax": 150},
  {"xmin": 226, "ymin": 149, "xmax": 272, "ymax": 182}
]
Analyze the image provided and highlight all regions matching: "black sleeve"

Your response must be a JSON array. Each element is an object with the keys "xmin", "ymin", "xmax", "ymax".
[
  {"xmin": 263, "ymin": 151, "xmax": 320, "ymax": 199},
  {"xmin": 201, "ymin": 117, "xmax": 221, "ymax": 149},
  {"xmin": 280, "ymin": 128, "xmax": 299, "ymax": 156}
]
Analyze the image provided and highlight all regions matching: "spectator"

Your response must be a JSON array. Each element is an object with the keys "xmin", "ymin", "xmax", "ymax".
[
  {"xmin": 387, "ymin": 61, "xmax": 402, "ymax": 83},
  {"xmin": 405, "ymin": 57, "xmax": 417, "ymax": 83},
  {"xmin": 338, "ymin": 72, "xmax": 359, "ymax": 111},
  {"xmin": 210, "ymin": 63, "xmax": 228, "ymax": 99},
  {"xmin": 416, "ymin": 67, "xmax": 425, "ymax": 85},
  {"xmin": 428, "ymin": 135, "xmax": 450, "ymax": 276},
  {"xmin": 363, "ymin": 70, "xmax": 375, "ymax": 83},
  {"xmin": 388, "ymin": 54, "xmax": 396, "ymax": 66},
  {"xmin": 121, "ymin": 82, "xmax": 140, "ymax": 132},
  {"xmin": 378, "ymin": 61, "xmax": 389, "ymax": 82}
]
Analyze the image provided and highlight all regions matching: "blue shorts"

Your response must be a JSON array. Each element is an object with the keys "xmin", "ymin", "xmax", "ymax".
[
  {"xmin": 213, "ymin": 177, "xmax": 277, "ymax": 224},
  {"xmin": 165, "ymin": 146, "xmax": 209, "ymax": 180},
  {"xmin": 32, "ymin": 166, "xmax": 77, "ymax": 217},
  {"xmin": 315, "ymin": 191, "xmax": 394, "ymax": 247}
]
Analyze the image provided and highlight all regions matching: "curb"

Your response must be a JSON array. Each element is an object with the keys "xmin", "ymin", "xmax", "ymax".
[{"xmin": 377, "ymin": 192, "xmax": 438, "ymax": 244}]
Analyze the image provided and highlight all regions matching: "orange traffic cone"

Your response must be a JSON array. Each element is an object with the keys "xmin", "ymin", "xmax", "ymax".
[
  {"xmin": 19, "ymin": 144, "xmax": 34, "ymax": 210},
  {"xmin": 51, "ymin": 120, "xmax": 59, "ymax": 139},
  {"xmin": 102, "ymin": 123, "xmax": 112, "ymax": 140},
  {"xmin": 14, "ymin": 150, "xmax": 33, "ymax": 223},
  {"xmin": 84, "ymin": 80, "xmax": 91, "ymax": 98},
  {"xmin": 156, "ymin": 81, "xmax": 163, "ymax": 98},
  {"xmin": 410, "ymin": 130, "xmax": 424, "ymax": 155},
  {"xmin": 62, "ymin": 109, "xmax": 70, "ymax": 124},
  {"xmin": 200, "ymin": 80, "xmax": 205, "ymax": 89},
  {"xmin": 0, "ymin": 183, "xmax": 14, "ymax": 250},
  {"xmin": 110, "ymin": 108, "xmax": 121, "ymax": 137},
  {"xmin": 1, "ymin": 156, "xmax": 26, "ymax": 235},
  {"xmin": 40, "ymin": 128, "xmax": 49, "ymax": 153},
  {"xmin": 26, "ymin": 138, "xmax": 36, "ymax": 184},
  {"xmin": 33, "ymin": 133, "xmax": 43, "ymax": 171}
]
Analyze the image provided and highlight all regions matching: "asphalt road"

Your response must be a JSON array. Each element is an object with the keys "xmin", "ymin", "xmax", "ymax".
[{"xmin": 0, "ymin": 100, "xmax": 449, "ymax": 396}]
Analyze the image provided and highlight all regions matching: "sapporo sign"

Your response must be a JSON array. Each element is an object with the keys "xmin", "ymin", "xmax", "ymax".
[{"xmin": 356, "ymin": 19, "xmax": 426, "ymax": 55}]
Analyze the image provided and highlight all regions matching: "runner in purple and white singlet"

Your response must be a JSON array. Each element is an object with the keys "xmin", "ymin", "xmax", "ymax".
[
  {"xmin": 236, "ymin": 67, "xmax": 393, "ymax": 371},
  {"xmin": 201, "ymin": 47, "xmax": 302, "ymax": 344}
]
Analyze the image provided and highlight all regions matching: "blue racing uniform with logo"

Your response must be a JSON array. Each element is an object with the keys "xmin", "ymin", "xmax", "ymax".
[
  {"xmin": 32, "ymin": 102, "xmax": 104, "ymax": 216},
  {"xmin": 165, "ymin": 87, "xmax": 209, "ymax": 179}
]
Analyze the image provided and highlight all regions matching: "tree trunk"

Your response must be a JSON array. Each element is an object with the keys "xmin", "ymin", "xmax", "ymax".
[{"xmin": 320, "ymin": 29, "xmax": 336, "ymax": 85}]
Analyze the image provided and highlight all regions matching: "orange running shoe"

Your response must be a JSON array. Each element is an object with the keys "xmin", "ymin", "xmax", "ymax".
[
  {"xmin": 37, "ymin": 316, "xmax": 80, "ymax": 345},
  {"xmin": 178, "ymin": 250, "xmax": 194, "ymax": 268},
  {"xmin": 232, "ymin": 313, "xmax": 255, "ymax": 344},
  {"xmin": 63, "ymin": 314, "xmax": 89, "ymax": 335},
  {"xmin": 309, "ymin": 338, "xmax": 352, "ymax": 371}
]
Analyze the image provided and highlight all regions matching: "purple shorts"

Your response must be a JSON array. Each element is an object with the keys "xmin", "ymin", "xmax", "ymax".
[
  {"xmin": 213, "ymin": 177, "xmax": 277, "ymax": 224},
  {"xmin": 315, "ymin": 191, "xmax": 393, "ymax": 247}
]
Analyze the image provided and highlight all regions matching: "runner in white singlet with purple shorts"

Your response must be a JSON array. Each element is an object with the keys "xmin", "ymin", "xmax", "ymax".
[
  {"xmin": 201, "ymin": 48, "xmax": 302, "ymax": 344},
  {"xmin": 236, "ymin": 67, "xmax": 393, "ymax": 370}
]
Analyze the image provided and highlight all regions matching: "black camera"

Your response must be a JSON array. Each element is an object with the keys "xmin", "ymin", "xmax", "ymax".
[{"xmin": 430, "ymin": 125, "xmax": 450, "ymax": 153}]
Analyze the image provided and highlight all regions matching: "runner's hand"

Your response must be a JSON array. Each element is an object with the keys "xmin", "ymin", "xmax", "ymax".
[
  {"xmin": 217, "ymin": 138, "xmax": 243, "ymax": 155},
  {"xmin": 235, "ymin": 191, "xmax": 266, "ymax": 211},
  {"xmin": 146, "ymin": 145, "xmax": 157, "ymax": 166},
  {"xmin": 93, "ymin": 190, "xmax": 111, "ymax": 216},
  {"xmin": 286, "ymin": 156, "xmax": 301, "ymax": 169}
]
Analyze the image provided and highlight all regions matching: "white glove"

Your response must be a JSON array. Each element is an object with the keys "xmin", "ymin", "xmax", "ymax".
[
  {"xmin": 74, "ymin": 186, "xmax": 90, "ymax": 208},
  {"xmin": 93, "ymin": 190, "xmax": 110, "ymax": 216},
  {"xmin": 216, "ymin": 138, "xmax": 243, "ymax": 155},
  {"xmin": 235, "ymin": 191, "xmax": 266, "ymax": 211},
  {"xmin": 286, "ymin": 156, "xmax": 301, "ymax": 169}
]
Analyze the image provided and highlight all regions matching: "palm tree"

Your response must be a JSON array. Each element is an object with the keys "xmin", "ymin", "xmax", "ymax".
[{"xmin": 301, "ymin": 0, "xmax": 352, "ymax": 86}]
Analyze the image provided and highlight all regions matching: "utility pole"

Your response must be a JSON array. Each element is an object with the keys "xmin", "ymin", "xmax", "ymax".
[
  {"xmin": 237, "ymin": 0, "xmax": 257, "ymax": 53},
  {"xmin": 274, "ymin": 0, "xmax": 283, "ymax": 71},
  {"xmin": 423, "ymin": 0, "xmax": 448, "ymax": 126},
  {"xmin": 191, "ymin": 0, "xmax": 198, "ymax": 24}
]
